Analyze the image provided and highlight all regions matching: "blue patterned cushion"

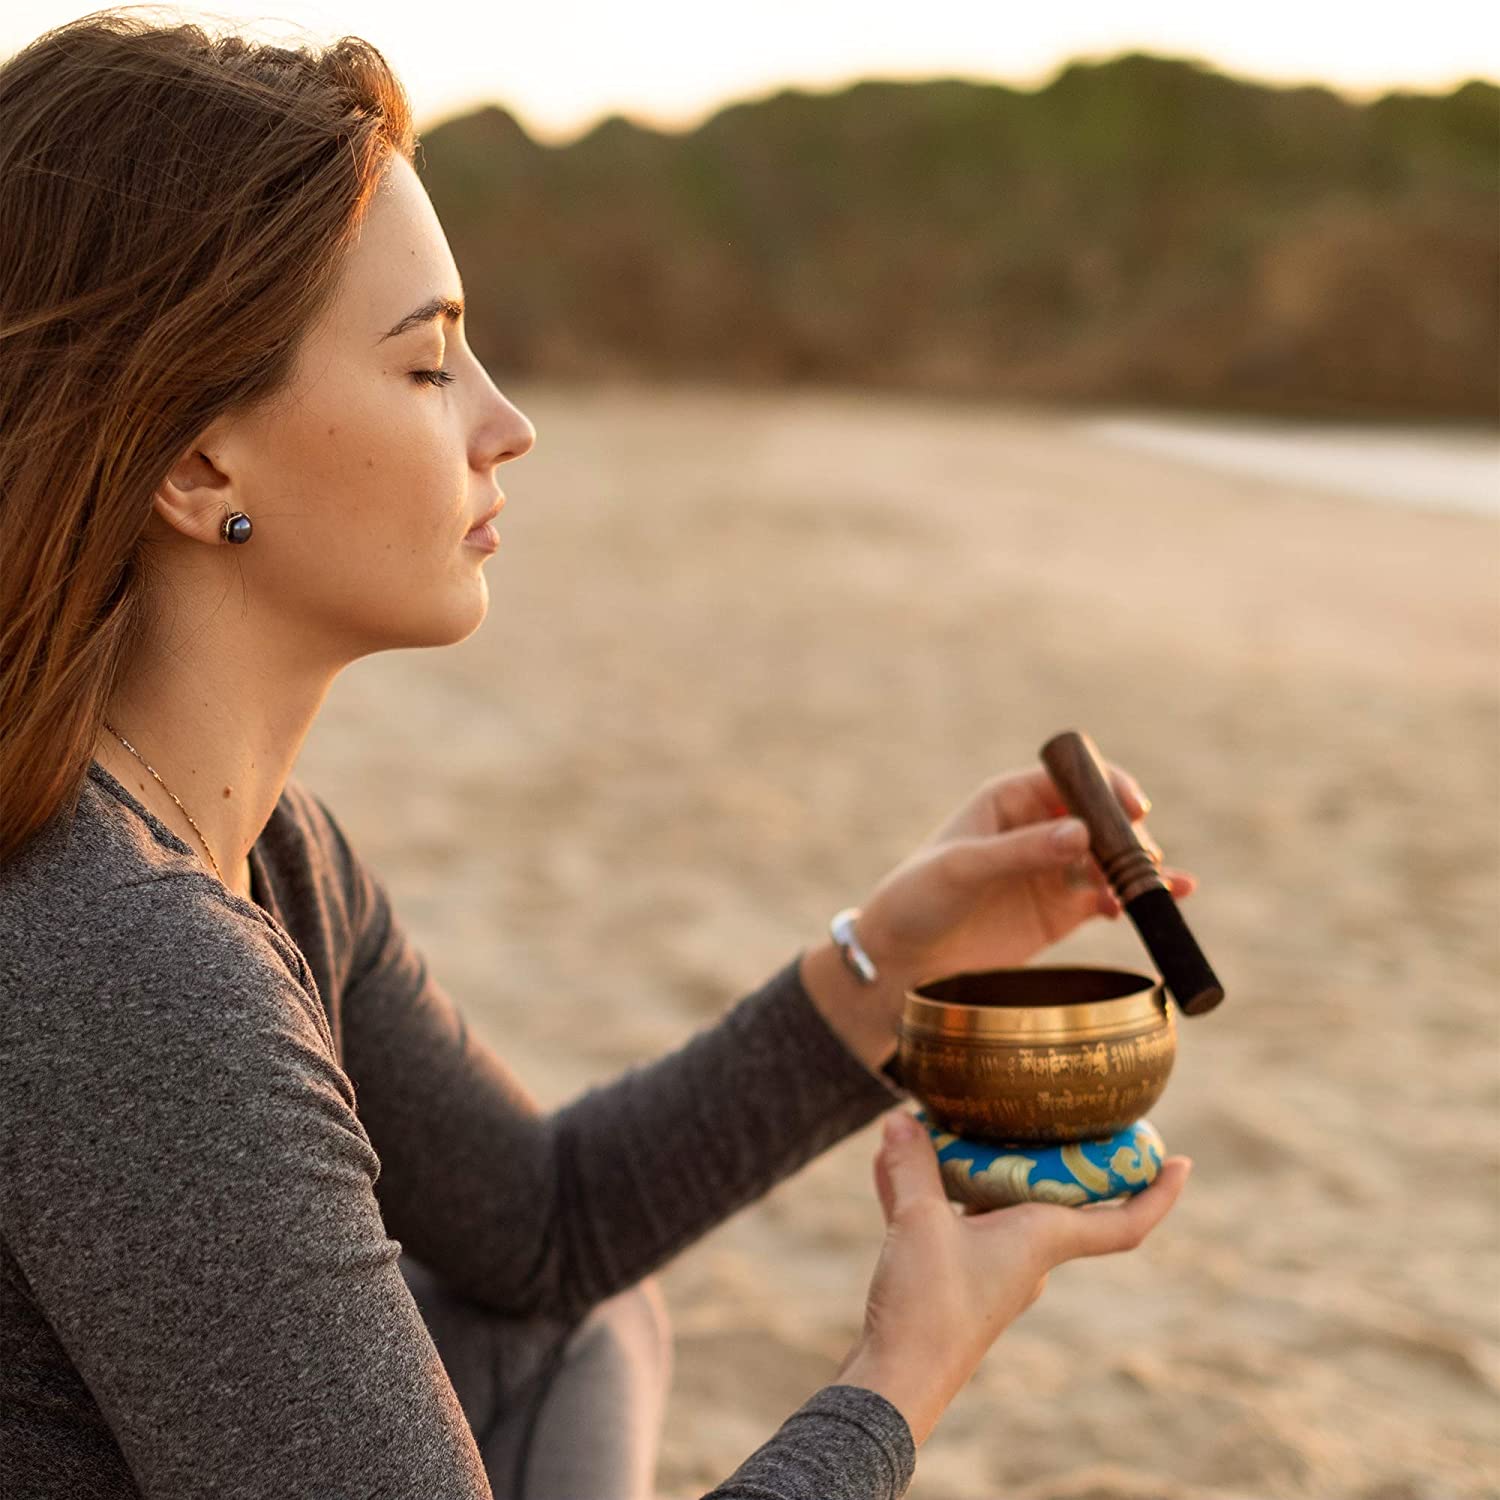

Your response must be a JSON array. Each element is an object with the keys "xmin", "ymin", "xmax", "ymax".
[{"xmin": 914, "ymin": 1110, "xmax": 1166, "ymax": 1209}]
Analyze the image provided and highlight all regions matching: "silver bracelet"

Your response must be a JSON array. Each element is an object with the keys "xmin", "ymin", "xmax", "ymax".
[{"xmin": 829, "ymin": 906, "xmax": 879, "ymax": 985}]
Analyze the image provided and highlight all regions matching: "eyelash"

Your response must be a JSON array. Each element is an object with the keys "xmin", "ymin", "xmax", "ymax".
[{"xmin": 411, "ymin": 368, "xmax": 455, "ymax": 387}]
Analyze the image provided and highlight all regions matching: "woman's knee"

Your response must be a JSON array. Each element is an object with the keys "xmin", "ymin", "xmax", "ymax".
[
  {"xmin": 632, "ymin": 1274, "xmax": 671, "ymax": 1352},
  {"xmin": 638, "ymin": 1274, "xmax": 672, "ymax": 1382},
  {"xmin": 572, "ymin": 1274, "xmax": 673, "ymax": 1393}
]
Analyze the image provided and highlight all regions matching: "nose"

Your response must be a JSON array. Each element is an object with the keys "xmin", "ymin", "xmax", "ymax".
[
  {"xmin": 498, "ymin": 399, "xmax": 535, "ymax": 464},
  {"xmin": 473, "ymin": 381, "xmax": 536, "ymax": 472},
  {"xmin": 486, "ymin": 399, "xmax": 534, "ymax": 468}
]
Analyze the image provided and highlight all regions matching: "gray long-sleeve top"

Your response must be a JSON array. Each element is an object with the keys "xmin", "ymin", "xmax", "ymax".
[{"xmin": 0, "ymin": 761, "xmax": 917, "ymax": 1498}]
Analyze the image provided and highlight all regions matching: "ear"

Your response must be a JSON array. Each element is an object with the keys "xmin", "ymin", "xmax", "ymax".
[{"xmin": 150, "ymin": 424, "xmax": 242, "ymax": 545}]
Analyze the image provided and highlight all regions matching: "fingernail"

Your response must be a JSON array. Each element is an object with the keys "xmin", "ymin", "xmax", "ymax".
[
  {"xmin": 885, "ymin": 1112, "xmax": 917, "ymax": 1144},
  {"xmin": 1051, "ymin": 818, "xmax": 1088, "ymax": 854}
]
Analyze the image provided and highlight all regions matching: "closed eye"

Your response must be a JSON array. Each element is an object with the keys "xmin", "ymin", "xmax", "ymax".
[{"xmin": 411, "ymin": 368, "xmax": 455, "ymax": 387}]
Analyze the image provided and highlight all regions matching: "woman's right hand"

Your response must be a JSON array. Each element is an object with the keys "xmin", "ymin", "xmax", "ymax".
[{"xmin": 834, "ymin": 1110, "xmax": 1193, "ymax": 1448}]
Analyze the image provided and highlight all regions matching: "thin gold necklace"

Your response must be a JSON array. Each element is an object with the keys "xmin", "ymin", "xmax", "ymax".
[{"xmin": 100, "ymin": 719, "xmax": 224, "ymax": 885}]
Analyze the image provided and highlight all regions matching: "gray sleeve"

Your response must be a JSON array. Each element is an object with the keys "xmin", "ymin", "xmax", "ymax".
[
  {"xmin": 1, "ymin": 883, "xmax": 493, "ymax": 1498},
  {"xmin": 703, "ymin": 1385, "xmax": 917, "ymax": 1499},
  {"xmin": 328, "ymin": 803, "xmax": 909, "ymax": 1324}
]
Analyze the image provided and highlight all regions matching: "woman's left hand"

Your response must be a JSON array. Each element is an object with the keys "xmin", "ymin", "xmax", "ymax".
[{"xmin": 850, "ymin": 761, "xmax": 1198, "ymax": 992}]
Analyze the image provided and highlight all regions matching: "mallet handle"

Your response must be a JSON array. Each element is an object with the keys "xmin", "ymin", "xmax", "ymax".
[
  {"xmin": 1040, "ymin": 729, "xmax": 1226, "ymax": 1017},
  {"xmin": 1040, "ymin": 731, "xmax": 1163, "ymax": 903}
]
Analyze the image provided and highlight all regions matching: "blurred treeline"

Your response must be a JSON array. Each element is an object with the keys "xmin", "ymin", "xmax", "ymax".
[{"xmin": 419, "ymin": 53, "xmax": 1499, "ymax": 421}]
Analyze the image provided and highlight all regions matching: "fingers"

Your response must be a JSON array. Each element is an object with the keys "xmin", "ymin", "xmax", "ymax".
[
  {"xmin": 1112, "ymin": 765, "xmax": 1150, "ymax": 820},
  {"xmin": 873, "ymin": 1112, "xmax": 948, "ymax": 1225},
  {"xmin": 1062, "ymin": 857, "xmax": 1106, "ymax": 892},
  {"xmin": 1044, "ymin": 1158, "xmax": 1193, "ymax": 1262},
  {"xmin": 873, "ymin": 1139, "xmax": 898, "ymax": 1223},
  {"xmin": 941, "ymin": 818, "xmax": 1091, "ymax": 886},
  {"xmin": 962, "ymin": 766, "xmax": 1200, "ymax": 906}
]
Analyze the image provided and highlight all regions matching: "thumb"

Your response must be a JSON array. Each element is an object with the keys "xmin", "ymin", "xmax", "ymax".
[
  {"xmin": 943, "ymin": 817, "xmax": 1090, "ymax": 883},
  {"xmin": 873, "ymin": 1112, "xmax": 947, "ymax": 1226}
]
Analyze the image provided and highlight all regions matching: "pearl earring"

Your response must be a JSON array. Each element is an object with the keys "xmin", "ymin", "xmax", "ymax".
[{"xmin": 221, "ymin": 511, "xmax": 252, "ymax": 544}]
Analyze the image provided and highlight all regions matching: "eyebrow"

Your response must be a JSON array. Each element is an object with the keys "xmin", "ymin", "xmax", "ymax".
[{"xmin": 378, "ymin": 295, "xmax": 464, "ymax": 342}]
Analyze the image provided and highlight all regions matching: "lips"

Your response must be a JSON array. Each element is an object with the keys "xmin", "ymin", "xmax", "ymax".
[{"xmin": 467, "ymin": 495, "xmax": 505, "ymax": 533}]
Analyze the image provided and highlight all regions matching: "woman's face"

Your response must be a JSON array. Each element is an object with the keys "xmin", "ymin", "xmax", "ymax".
[{"xmin": 217, "ymin": 153, "xmax": 533, "ymax": 662}]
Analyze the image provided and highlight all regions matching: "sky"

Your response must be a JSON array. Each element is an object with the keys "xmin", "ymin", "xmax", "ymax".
[{"xmin": 5, "ymin": 2, "xmax": 1497, "ymax": 143}]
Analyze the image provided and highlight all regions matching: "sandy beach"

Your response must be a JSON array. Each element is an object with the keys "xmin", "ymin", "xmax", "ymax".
[{"xmin": 293, "ymin": 381, "xmax": 1500, "ymax": 1499}]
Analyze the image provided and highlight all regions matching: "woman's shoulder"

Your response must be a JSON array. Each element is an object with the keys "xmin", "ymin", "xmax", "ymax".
[
  {"xmin": 0, "ymin": 763, "xmax": 392, "ymax": 1032},
  {"xmin": 1, "ymin": 842, "xmax": 343, "ymax": 1158},
  {"xmin": 0, "ymin": 766, "xmax": 316, "ymax": 1019}
]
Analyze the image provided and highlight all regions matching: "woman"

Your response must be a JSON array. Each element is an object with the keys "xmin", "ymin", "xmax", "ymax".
[{"xmin": 0, "ymin": 13, "xmax": 1194, "ymax": 1499}]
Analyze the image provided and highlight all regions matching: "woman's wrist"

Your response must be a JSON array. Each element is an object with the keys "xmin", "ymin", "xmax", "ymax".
[
  {"xmin": 797, "ymin": 935, "xmax": 907, "ymax": 1075},
  {"xmin": 834, "ymin": 1339, "xmax": 950, "ymax": 1450}
]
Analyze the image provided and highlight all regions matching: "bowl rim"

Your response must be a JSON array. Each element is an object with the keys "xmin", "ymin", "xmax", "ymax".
[{"xmin": 902, "ymin": 965, "xmax": 1171, "ymax": 1040}]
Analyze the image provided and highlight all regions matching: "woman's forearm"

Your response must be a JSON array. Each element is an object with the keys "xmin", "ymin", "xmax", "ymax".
[{"xmin": 796, "ymin": 937, "xmax": 905, "ymax": 1075}]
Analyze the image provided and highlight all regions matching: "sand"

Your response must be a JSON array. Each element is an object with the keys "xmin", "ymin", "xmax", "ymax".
[{"xmin": 294, "ymin": 381, "xmax": 1500, "ymax": 1500}]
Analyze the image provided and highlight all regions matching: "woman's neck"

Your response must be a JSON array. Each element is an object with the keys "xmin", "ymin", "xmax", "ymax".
[{"xmin": 93, "ymin": 733, "xmax": 254, "ymax": 896}]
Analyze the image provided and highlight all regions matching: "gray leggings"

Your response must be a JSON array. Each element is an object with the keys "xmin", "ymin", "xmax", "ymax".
[{"xmin": 397, "ymin": 1250, "xmax": 674, "ymax": 1499}]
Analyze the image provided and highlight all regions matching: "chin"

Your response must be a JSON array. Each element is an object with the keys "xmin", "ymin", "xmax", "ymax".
[
  {"xmin": 425, "ymin": 590, "xmax": 490, "ymax": 649},
  {"xmin": 355, "ymin": 585, "xmax": 490, "ymax": 656}
]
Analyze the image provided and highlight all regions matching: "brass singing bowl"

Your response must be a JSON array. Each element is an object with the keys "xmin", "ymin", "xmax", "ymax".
[{"xmin": 896, "ymin": 967, "xmax": 1176, "ymax": 1145}]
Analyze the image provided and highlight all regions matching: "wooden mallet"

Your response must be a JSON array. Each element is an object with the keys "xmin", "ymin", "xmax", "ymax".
[{"xmin": 1040, "ymin": 730, "xmax": 1225, "ymax": 1017}]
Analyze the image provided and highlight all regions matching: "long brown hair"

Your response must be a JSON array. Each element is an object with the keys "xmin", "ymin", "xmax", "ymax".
[{"xmin": 0, "ymin": 8, "xmax": 416, "ymax": 863}]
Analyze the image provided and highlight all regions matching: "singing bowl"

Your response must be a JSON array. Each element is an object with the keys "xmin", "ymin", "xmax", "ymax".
[{"xmin": 896, "ymin": 966, "xmax": 1176, "ymax": 1146}]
